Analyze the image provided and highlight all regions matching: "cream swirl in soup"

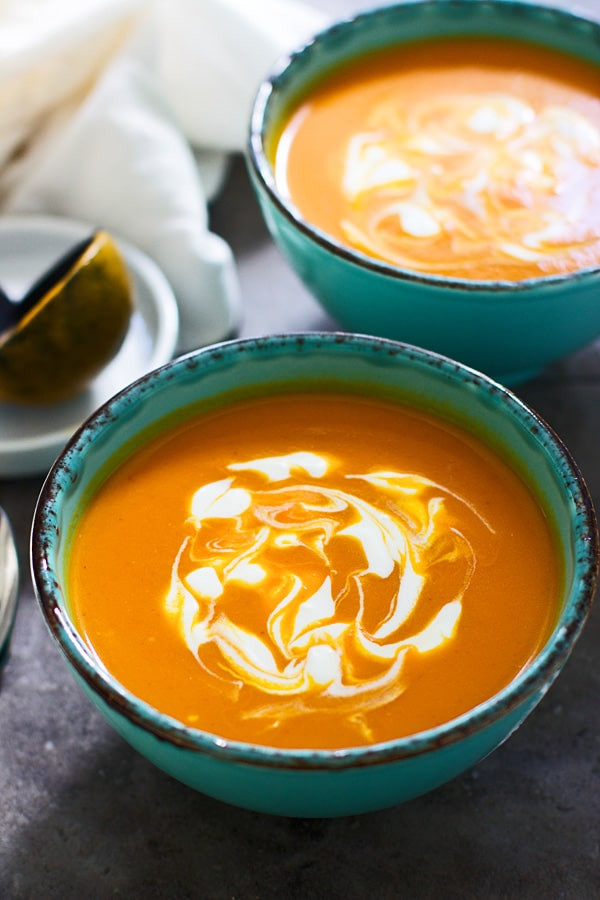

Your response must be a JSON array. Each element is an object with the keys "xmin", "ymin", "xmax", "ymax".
[
  {"xmin": 273, "ymin": 38, "xmax": 600, "ymax": 280},
  {"xmin": 339, "ymin": 93, "xmax": 600, "ymax": 273},
  {"xmin": 165, "ymin": 451, "xmax": 490, "ymax": 740}
]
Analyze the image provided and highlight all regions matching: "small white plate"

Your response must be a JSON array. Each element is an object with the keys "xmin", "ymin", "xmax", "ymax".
[{"xmin": 0, "ymin": 215, "xmax": 179, "ymax": 477}]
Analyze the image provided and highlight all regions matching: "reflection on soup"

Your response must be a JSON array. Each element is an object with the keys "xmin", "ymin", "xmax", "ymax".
[
  {"xmin": 68, "ymin": 393, "xmax": 560, "ymax": 749},
  {"xmin": 271, "ymin": 38, "xmax": 600, "ymax": 280}
]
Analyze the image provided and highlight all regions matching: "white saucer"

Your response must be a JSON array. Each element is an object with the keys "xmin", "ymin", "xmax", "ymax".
[{"xmin": 0, "ymin": 215, "xmax": 179, "ymax": 478}]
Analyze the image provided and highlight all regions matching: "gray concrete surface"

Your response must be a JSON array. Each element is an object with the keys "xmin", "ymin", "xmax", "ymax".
[{"xmin": 2, "ymin": 2, "xmax": 600, "ymax": 896}]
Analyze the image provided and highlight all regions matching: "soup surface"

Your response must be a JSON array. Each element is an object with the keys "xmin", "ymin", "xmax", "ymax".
[
  {"xmin": 272, "ymin": 38, "xmax": 600, "ymax": 280},
  {"xmin": 68, "ymin": 392, "xmax": 560, "ymax": 749}
]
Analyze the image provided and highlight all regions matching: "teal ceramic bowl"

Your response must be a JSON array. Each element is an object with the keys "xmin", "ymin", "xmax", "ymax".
[
  {"xmin": 32, "ymin": 334, "xmax": 597, "ymax": 817},
  {"xmin": 248, "ymin": 1, "xmax": 600, "ymax": 386}
]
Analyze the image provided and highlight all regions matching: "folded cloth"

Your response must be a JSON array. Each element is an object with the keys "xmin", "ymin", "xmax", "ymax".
[{"xmin": 0, "ymin": 0, "xmax": 326, "ymax": 353}]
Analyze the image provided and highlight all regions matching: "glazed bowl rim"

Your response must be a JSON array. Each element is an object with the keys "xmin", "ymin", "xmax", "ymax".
[
  {"xmin": 32, "ymin": 333, "xmax": 598, "ymax": 771},
  {"xmin": 247, "ymin": 0, "xmax": 600, "ymax": 294}
]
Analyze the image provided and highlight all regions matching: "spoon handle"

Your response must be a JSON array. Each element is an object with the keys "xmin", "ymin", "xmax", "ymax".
[
  {"xmin": 0, "ymin": 232, "xmax": 96, "ymax": 333},
  {"xmin": 21, "ymin": 233, "xmax": 96, "ymax": 318},
  {"xmin": 0, "ymin": 286, "xmax": 19, "ymax": 331},
  {"xmin": 0, "ymin": 507, "xmax": 19, "ymax": 664}
]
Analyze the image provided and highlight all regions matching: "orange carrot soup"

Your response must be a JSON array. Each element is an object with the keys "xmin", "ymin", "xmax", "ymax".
[
  {"xmin": 271, "ymin": 38, "xmax": 600, "ymax": 280},
  {"xmin": 67, "ymin": 392, "xmax": 560, "ymax": 749}
]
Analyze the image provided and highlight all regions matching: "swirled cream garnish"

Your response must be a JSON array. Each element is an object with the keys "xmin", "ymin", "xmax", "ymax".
[
  {"xmin": 339, "ymin": 92, "xmax": 600, "ymax": 277},
  {"xmin": 165, "ymin": 451, "xmax": 492, "ymax": 739}
]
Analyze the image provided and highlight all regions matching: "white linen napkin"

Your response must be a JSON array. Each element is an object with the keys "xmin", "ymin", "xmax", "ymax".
[{"xmin": 0, "ymin": 0, "xmax": 326, "ymax": 352}]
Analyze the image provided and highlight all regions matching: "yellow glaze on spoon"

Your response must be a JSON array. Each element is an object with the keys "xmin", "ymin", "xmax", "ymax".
[{"xmin": 0, "ymin": 230, "xmax": 133, "ymax": 405}]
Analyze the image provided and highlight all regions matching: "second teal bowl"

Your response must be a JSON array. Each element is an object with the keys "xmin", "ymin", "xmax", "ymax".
[{"xmin": 248, "ymin": 0, "xmax": 600, "ymax": 385}]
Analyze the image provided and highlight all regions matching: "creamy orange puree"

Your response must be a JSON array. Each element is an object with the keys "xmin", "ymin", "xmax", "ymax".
[
  {"xmin": 272, "ymin": 38, "xmax": 600, "ymax": 280},
  {"xmin": 68, "ymin": 393, "xmax": 560, "ymax": 749}
]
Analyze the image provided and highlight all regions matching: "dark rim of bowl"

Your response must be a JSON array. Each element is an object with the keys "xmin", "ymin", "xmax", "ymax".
[
  {"xmin": 247, "ymin": 0, "xmax": 600, "ymax": 294},
  {"xmin": 31, "ymin": 333, "xmax": 599, "ymax": 771}
]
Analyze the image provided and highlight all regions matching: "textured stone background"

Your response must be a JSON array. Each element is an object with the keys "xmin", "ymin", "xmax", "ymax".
[{"xmin": 2, "ymin": 2, "xmax": 599, "ymax": 897}]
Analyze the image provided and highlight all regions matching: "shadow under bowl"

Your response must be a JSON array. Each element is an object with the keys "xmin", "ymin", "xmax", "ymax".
[
  {"xmin": 247, "ymin": 0, "xmax": 600, "ymax": 386},
  {"xmin": 31, "ymin": 333, "xmax": 598, "ymax": 817}
]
